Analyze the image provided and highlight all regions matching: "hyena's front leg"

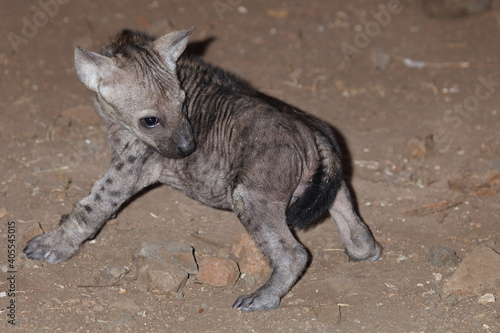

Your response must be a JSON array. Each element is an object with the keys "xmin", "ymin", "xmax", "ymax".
[
  {"xmin": 231, "ymin": 184, "xmax": 308, "ymax": 312},
  {"xmin": 24, "ymin": 130, "xmax": 164, "ymax": 264}
]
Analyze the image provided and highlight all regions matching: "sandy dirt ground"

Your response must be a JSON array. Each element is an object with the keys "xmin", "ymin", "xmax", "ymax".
[{"xmin": 1, "ymin": 0, "xmax": 500, "ymax": 332}]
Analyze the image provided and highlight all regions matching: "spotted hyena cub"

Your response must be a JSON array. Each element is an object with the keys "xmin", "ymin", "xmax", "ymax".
[{"xmin": 24, "ymin": 28, "xmax": 382, "ymax": 312}]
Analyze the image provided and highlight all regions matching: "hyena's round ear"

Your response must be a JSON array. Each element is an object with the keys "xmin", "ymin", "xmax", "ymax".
[
  {"xmin": 152, "ymin": 27, "xmax": 194, "ymax": 71},
  {"xmin": 74, "ymin": 46, "xmax": 117, "ymax": 93}
]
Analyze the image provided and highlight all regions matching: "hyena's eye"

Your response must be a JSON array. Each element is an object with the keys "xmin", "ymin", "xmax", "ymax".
[{"xmin": 141, "ymin": 117, "xmax": 160, "ymax": 128}]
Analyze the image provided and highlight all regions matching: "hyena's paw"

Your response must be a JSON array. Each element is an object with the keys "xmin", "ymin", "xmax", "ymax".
[
  {"xmin": 233, "ymin": 291, "xmax": 281, "ymax": 312},
  {"xmin": 23, "ymin": 229, "xmax": 80, "ymax": 264},
  {"xmin": 346, "ymin": 240, "xmax": 383, "ymax": 262}
]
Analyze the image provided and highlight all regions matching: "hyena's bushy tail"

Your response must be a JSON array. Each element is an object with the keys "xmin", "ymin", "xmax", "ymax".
[{"xmin": 286, "ymin": 126, "xmax": 342, "ymax": 229}]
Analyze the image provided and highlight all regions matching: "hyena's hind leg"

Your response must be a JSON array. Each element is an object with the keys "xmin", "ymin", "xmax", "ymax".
[
  {"xmin": 231, "ymin": 184, "xmax": 309, "ymax": 312},
  {"xmin": 24, "ymin": 126, "xmax": 164, "ymax": 263},
  {"xmin": 330, "ymin": 180, "xmax": 382, "ymax": 262}
]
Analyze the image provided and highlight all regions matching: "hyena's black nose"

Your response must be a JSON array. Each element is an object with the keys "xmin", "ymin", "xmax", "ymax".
[{"xmin": 177, "ymin": 139, "xmax": 196, "ymax": 157}]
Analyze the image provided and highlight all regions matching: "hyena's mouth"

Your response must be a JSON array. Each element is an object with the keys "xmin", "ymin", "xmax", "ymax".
[{"xmin": 156, "ymin": 137, "xmax": 196, "ymax": 159}]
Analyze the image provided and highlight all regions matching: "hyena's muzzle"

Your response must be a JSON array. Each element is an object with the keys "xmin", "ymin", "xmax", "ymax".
[
  {"xmin": 162, "ymin": 116, "xmax": 196, "ymax": 158},
  {"xmin": 172, "ymin": 118, "xmax": 196, "ymax": 157}
]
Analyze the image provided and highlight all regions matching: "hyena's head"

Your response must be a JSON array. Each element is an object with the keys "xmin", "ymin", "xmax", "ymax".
[{"xmin": 74, "ymin": 28, "xmax": 196, "ymax": 159}]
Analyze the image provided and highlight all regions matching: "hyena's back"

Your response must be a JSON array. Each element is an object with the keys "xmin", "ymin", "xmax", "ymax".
[{"xmin": 174, "ymin": 53, "xmax": 343, "ymax": 229}]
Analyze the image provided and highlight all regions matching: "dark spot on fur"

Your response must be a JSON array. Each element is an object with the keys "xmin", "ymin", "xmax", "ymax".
[
  {"xmin": 111, "ymin": 201, "xmax": 118, "ymax": 207},
  {"xmin": 115, "ymin": 162, "xmax": 124, "ymax": 171},
  {"xmin": 127, "ymin": 155, "xmax": 137, "ymax": 163},
  {"xmin": 84, "ymin": 205, "xmax": 93, "ymax": 213},
  {"xmin": 109, "ymin": 190, "xmax": 120, "ymax": 197},
  {"xmin": 240, "ymin": 125, "xmax": 252, "ymax": 138},
  {"xmin": 99, "ymin": 185, "xmax": 105, "ymax": 192},
  {"xmin": 142, "ymin": 155, "xmax": 150, "ymax": 165},
  {"xmin": 59, "ymin": 214, "xmax": 70, "ymax": 225},
  {"xmin": 94, "ymin": 193, "xmax": 102, "ymax": 201},
  {"xmin": 249, "ymin": 223, "xmax": 263, "ymax": 234},
  {"xmin": 278, "ymin": 239, "xmax": 290, "ymax": 251},
  {"xmin": 256, "ymin": 144, "xmax": 269, "ymax": 157},
  {"xmin": 105, "ymin": 178, "xmax": 113, "ymax": 184}
]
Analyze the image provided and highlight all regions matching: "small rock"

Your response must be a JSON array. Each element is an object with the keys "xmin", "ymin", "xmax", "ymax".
[
  {"xmin": 240, "ymin": 273, "xmax": 257, "ymax": 286},
  {"xmin": 136, "ymin": 262, "xmax": 188, "ymax": 293},
  {"xmin": 138, "ymin": 241, "xmax": 198, "ymax": 274},
  {"xmin": 197, "ymin": 256, "xmax": 240, "ymax": 287},
  {"xmin": 478, "ymin": 293, "xmax": 495, "ymax": 305},
  {"xmin": 444, "ymin": 247, "xmax": 500, "ymax": 296},
  {"xmin": 172, "ymin": 251, "xmax": 199, "ymax": 275},
  {"xmin": 237, "ymin": 6, "xmax": 248, "ymax": 14},
  {"xmin": 109, "ymin": 299, "xmax": 140, "ymax": 314},
  {"xmin": 432, "ymin": 273, "xmax": 443, "ymax": 281},
  {"xmin": 288, "ymin": 297, "xmax": 305, "ymax": 305},
  {"xmin": 139, "ymin": 241, "xmax": 192, "ymax": 258},
  {"xmin": 134, "ymin": 241, "xmax": 197, "ymax": 292},
  {"xmin": 428, "ymin": 245, "xmax": 461, "ymax": 266},
  {"xmin": 93, "ymin": 304, "xmax": 104, "ymax": 312},
  {"xmin": 422, "ymin": 289, "xmax": 436, "ymax": 297},
  {"xmin": 442, "ymin": 295, "xmax": 459, "ymax": 307},
  {"xmin": 148, "ymin": 269, "xmax": 188, "ymax": 293},
  {"xmin": 232, "ymin": 234, "xmax": 271, "ymax": 280},
  {"xmin": 0, "ymin": 207, "xmax": 9, "ymax": 218},
  {"xmin": 406, "ymin": 138, "xmax": 427, "ymax": 159},
  {"xmin": 99, "ymin": 266, "xmax": 130, "ymax": 285}
]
